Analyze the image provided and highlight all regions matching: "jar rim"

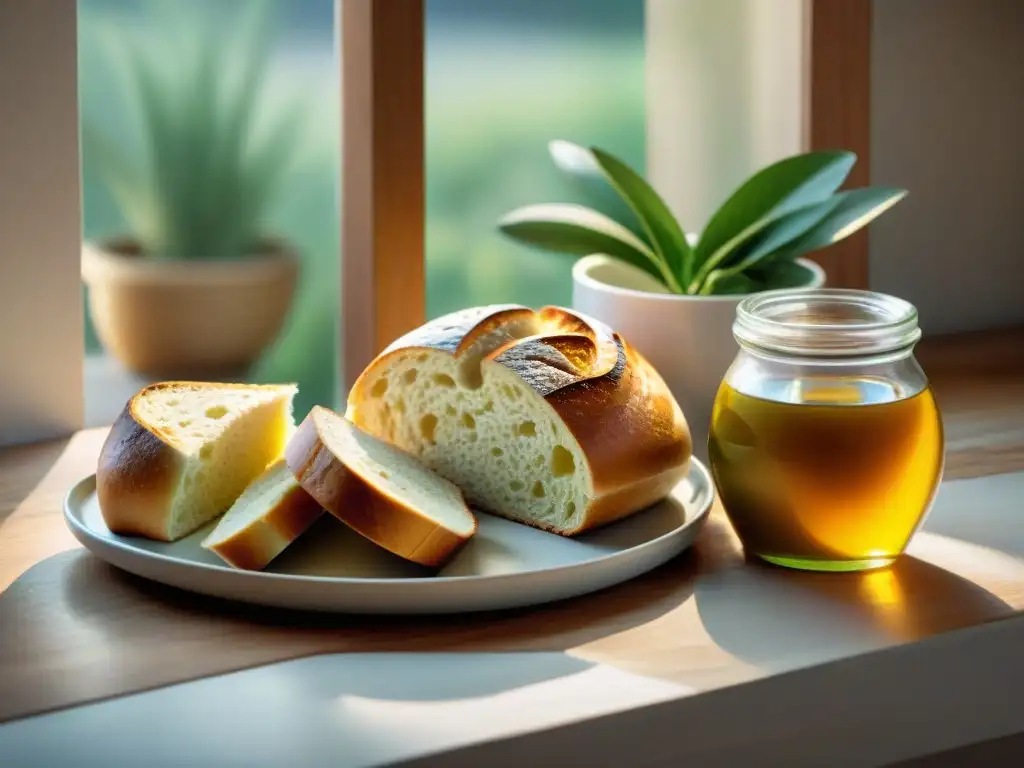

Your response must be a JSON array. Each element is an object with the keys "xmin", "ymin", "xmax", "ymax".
[{"xmin": 734, "ymin": 288, "xmax": 921, "ymax": 358}]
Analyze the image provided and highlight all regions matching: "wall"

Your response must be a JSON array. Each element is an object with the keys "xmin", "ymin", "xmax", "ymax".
[
  {"xmin": 870, "ymin": 0, "xmax": 1024, "ymax": 335},
  {"xmin": 0, "ymin": 0, "xmax": 83, "ymax": 447},
  {"xmin": 646, "ymin": 0, "xmax": 807, "ymax": 233}
]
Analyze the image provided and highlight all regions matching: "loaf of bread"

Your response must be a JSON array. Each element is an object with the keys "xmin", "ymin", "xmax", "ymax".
[
  {"xmin": 286, "ymin": 406, "xmax": 476, "ymax": 567},
  {"xmin": 201, "ymin": 459, "xmax": 324, "ymax": 570},
  {"xmin": 345, "ymin": 304, "xmax": 692, "ymax": 535},
  {"xmin": 97, "ymin": 382, "xmax": 298, "ymax": 541}
]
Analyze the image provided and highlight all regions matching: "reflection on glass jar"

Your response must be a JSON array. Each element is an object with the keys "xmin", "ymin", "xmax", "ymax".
[{"xmin": 708, "ymin": 289, "xmax": 944, "ymax": 572}]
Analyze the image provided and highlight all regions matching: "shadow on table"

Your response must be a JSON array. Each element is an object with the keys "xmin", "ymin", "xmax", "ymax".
[
  {"xmin": 0, "ymin": 437, "xmax": 73, "ymax": 528},
  {"xmin": 694, "ymin": 555, "xmax": 1013, "ymax": 672},
  {"xmin": 0, "ymin": 541, "xmax": 704, "ymax": 722},
  {"xmin": 0, "ymin": 651, "xmax": 689, "ymax": 768},
  {"xmin": 278, "ymin": 651, "xmax": 599, "ymax": 702},
  {"xmin": 64, "ymin": 548, "xmax": 695, "ymax": 640},
  {"xmin": 7, "ymin": 503, "xmax": 708, "ymax": 656}
]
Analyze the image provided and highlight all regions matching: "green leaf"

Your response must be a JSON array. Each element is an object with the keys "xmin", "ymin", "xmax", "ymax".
[
  {"xmin": 748, "ymin": 260, "xmax": 820, "ymax": 290},
  {"xmin": 81, "ymin": 121, "xmax": 159, "ymax": 246},
  {"xmin": 218, "ymin": 4, "xmax": 273, "ymax": 164},
  {"xmin": 236, "ymin": 98, "xmax": 307, "ymax": 251},
  {"xmin": 498, "ymin": 203, "xmax": 677, "ymax": 289},
  {"xmin": 200, "ymin": 1, "xmax": 276, "ymax": 257},
  {"xmin": 589, "ymin": 147, "xmax": 691, "ymax": 286},
  {"xmin": 174, "ymin": 29, "xmax": 226, "ymax": 257},
  {"xmin": 548, "ymin": 140, "xmax": 644, "ymax": 238},
  {"xmin": 692, "ymin": 197, "xmax": 841, "ymax": 293},
  {"xmin": 121, "ymin": 36, "xmax": 186, "ymax": 256},
  {"xmin": 702, "ymin": 259, "xmax": 821, "ymax": 296},
  {"xmin": 692, "ymin": 151, "xmax": 856, "ymax": 286},
  {"xmin": 773, "ymin": 187, "xmax": 908, "ymax": 260},
  {"xmin": 699, "ymin": 271, "xmax": 760, "ymax": 295}
]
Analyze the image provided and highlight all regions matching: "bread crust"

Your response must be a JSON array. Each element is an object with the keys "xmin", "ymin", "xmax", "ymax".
[
  {"xmin": 349, "ymin": 305, "xmax": 692, "ymax": 535},
  {"xmin": 202, "ymin": 480, "xmax": 324, "ymax": 571},
  {"xmin": 96, "ymin": 381, "xmax": 297, "ymax": 542},
  {"xmin": 285, "ymin": 408, "xmax": 476, "ymax": 568},
  {"xmin": 97, "ymin": 396, "xmax": 186, "ymax": 541}
]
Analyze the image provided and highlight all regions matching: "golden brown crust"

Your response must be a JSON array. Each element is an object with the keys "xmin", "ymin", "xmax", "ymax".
[
  {"xmin": 203, "ymin": 483, "xmax": 324, "ymax": 571},
  {"xmin": 563, "ymin": 463, "xmax": 690, "ymax": 534},
  {"xmin": 546, "ymin": 337, "xmax": 692, "ymax": 499},
  {"xmin": 490, "ymin": 334, "xmax": 601, "ymax": 396},
  {"xmin": 284, "ymin": 408, "xmax": 475, "ymax": 568},
  {"xmin": 96, "ymin": 381, "xmax": 298, "ymax": 542},
  {"xmin": 453, "ymin": 306, "xmax": 537, "ymax": 357},
  {"xmin": 383, "ymin": 304, "xmax": 529, "ymax": 356},
  {"xmin": 97, "ymin": 401, "xmax": 184, "ymax": 541},
  {"xmin": 535, "ymin": 305, "xmax": 619, "ymax": 379},
  {"xmin": 348, "ymin": 305, "xmax": 692, "ymax": 536}
]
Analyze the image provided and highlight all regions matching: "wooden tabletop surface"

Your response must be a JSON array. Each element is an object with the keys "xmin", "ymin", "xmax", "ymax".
[{"xmin": 2, "ymin": 327, "xmax": 1024, "ymax": 725}]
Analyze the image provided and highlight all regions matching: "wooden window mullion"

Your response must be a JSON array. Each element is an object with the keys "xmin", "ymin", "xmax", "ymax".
[
  {"xmin": 340, "ymin": 0, "xmax": 426, "ymax": 394},
  {"xmin": 806, "ymin": 0, "xmax": 873, "ymax": 289}
]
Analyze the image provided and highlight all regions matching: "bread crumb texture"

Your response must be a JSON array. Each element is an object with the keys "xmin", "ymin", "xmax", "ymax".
[
  {"xmin": 202, "ymin": 459, "xmax": 299, "ymax": 544},
  {"xmin": 135, "ymin": 384, "xmax": 296, "ymax": 539},
  {"xmin": 312, "ymin": 407, "xmax": 475, "ymax": 536},
  {"xmin": 352, "ymin": 354, "xmax": 591, "ymax": 532}
]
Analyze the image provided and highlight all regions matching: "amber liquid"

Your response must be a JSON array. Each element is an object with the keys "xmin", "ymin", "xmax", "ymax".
[{"xmin": 708, "ymin": 378, "xmax": 944, "ymax": 571}]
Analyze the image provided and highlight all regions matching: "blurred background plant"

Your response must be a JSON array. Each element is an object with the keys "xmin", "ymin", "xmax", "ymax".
[
  {"xmin": 79, "ymin": 0, "xmax": 643, "ymax": 421},
  {"xmin": 80, "ymin": 0, "xmax": 338, "ymax": 417},
  {"xmin": 82, "ymin": 0, "xmax": 308, "ymax": 262}
]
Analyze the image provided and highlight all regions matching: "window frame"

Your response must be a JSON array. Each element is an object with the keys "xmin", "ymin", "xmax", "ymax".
[
  {"xmin": 0, "ymin": 0, "xmax": 871, "ymax": 445},
  {"xmin": 340, "ymin": 0, "xmax": 426, "ymax": 392},
  {"xmin": 805, "ymin": 0, "xmax": 872, "ymax": 289},
  {"xmin": 339, "ymin": 0, "xmax": 873, "ymax": 363}
]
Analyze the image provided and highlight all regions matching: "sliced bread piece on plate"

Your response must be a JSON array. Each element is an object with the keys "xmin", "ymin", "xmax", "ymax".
[
  {"xmin": 285, "ymin": 406, "xmax": 476, "ymax": 568},
  {"xmin": 97, "ymin": 381, "xmax": 298, "ymax": 542},
  {"xmin": 201, "ymin": 459, "xmax": 324, "ymax": 571}
]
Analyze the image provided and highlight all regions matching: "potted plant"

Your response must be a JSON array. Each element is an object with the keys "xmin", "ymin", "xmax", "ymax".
[
  {"xmin": 80, "ymin": 1, "xmax": 306, "ymax": 379},
  {"xmin": 497, "ymin": 141, "xmax": 906, "ymax": 456}
]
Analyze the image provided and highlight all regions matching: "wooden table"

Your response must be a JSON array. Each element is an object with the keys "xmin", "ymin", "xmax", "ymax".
[{"xmin": 3, "ymin": 328, "xmax": 1024, "ymax": 766}]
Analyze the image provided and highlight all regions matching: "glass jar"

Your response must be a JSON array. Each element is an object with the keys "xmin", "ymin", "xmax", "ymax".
[{"xmin": 708, "ymin": 288, "xmax": 944, "ymax": 572}]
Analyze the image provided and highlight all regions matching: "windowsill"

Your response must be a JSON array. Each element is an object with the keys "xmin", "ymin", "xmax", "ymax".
[
  {"xmin": 4, "ymin": 328, "xmax": 1023, "ymax": 764},
  {"xmin": 83, "ymin": 354, "xmax": 158, "ymax": 428}
]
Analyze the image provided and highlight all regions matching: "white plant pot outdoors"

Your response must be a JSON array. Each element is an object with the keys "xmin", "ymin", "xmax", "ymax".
[{"xmin": 571, "ymin": 254, "xmax": 826, "ymax": 460}]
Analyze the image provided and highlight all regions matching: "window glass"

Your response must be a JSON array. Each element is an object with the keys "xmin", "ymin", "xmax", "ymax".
[
  {"xmin": 78, "ymin": 0, "xmax": 645, "ymax": 427},
  {"xmin": 425, "ymin": 0, "xmax": 646, "ymax": 318},
  {"xmin": 78, "ymin": 0, "xmax": 338, "ymax": 424}
]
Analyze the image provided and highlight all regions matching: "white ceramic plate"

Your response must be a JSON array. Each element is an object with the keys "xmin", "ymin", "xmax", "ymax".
[{"xmin": 63, "ymin": 459, "xmax": 713, "ymax": 614}]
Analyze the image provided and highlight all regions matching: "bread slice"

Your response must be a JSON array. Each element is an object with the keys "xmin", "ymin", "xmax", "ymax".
[
  {"xmin": 97, "ymin": 382, "xmax": 298, "ymax": 542},
  {"xmin": 201, "ymin": 459, "xmax": 324, "ymax": 570},
  {"xmin": 285, "ymin": 406, "xmax": 476, "ymax": 567},
  {"xmin": 345, "ymin": 305, "xmax": 691, "ymax": 536}
]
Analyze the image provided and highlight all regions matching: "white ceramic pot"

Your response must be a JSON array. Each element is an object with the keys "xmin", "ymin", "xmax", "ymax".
[{"xmin": 571, "ymin": 254, "xmax": 826, "ymax": 459}]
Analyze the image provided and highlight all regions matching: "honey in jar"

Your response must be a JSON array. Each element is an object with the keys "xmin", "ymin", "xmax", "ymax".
[{"xmin": 708, "ymin": 289, "xmax": 944, "ymax": 572}]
